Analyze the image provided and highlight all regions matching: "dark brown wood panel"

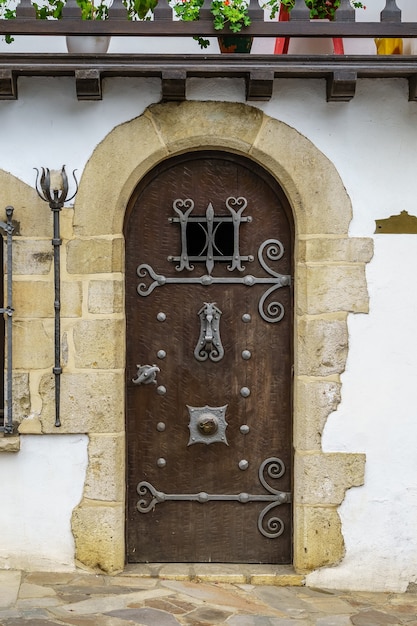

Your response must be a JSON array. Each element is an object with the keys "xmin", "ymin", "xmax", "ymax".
[{"xmin": 125, "ymin": 151, "xmax": 293, "ymax": 563}]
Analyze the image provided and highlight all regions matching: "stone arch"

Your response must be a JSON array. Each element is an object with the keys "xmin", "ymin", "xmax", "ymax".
[{"xmin": 64, "ymin": 101, "xmax": 372, "ymax": 573}]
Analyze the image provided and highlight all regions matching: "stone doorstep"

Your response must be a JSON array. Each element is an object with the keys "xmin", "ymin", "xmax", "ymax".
[{"xmin": 122, "ymin": 564, "xmax": 305, "ymax": 587}]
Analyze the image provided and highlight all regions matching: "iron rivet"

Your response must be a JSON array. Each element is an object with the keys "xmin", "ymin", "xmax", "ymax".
[
  {"xmin": 157, "ymin": 422, "xmax": 166, "ymax": 432},
  {"xmin": 157, "ymin": 312, "xmax": 166, "ymax": 322},
  {"xmin": 157, "ymin": 458, "xmax": 166, "ymax": 468},
  {"xmin": 157, "ymin": 385, "xmax": 167, "ymax": 396},
  {"xmin": 242, "ymin": 313, "xmax": 251, "ymax": 323},
  {"xmin": 239, "ymin": 492, "xmax": 250, "ymax": 502},
  {"xmin": 240, "ymin": 387, "xmax": 250, "ymax": 398},
  {"xmin": 239, "ymin": 460, "xmax": 249, "ymax": 471},
  {"xmin": 157, "ymin": 350, "xmax": 166, "ymax": 359},
  {"xmin": 240, "ymin": 425, "xmax": 250, "ymax": 434},
  {"xmin": 242, "ymin": 350, "xmax": 251, "ymax": 360}
]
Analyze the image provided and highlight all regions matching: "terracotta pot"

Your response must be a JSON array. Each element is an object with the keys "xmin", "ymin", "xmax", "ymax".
[
  {"xmin": 66, "ymin": 36, "xmax": 111, "ymax": 53},
  {"xmin": 217, "ymin": 35, "xmax": 253, "ymax": 53}
]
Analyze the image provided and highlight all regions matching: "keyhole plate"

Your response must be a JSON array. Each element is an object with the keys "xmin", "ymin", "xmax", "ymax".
[{"xmin": 187, "ymin": 404, "xmax": 228, "ymax": 446}]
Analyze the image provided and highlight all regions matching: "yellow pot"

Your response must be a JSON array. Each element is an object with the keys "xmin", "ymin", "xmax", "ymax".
[{"xmin": 375, "ymin": 38, "xmax": 403, "ymax": 55}]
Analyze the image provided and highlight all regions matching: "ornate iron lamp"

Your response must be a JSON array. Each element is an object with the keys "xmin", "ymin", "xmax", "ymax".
[{"xmin": 35, "ymin": 166, "xmax": 78, "ymax": 427}]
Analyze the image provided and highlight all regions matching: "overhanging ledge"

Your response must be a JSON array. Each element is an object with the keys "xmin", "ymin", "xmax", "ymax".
[{"xmin": 0, "ymin": 54, "xmax": 417, "ymax": 102}]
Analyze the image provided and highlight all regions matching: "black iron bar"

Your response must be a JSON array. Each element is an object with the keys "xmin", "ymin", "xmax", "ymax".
[
  {"xmin": 0, "ymin": 206, "xmax": 14, "ymax": 435},
  {"xmin": 35, "ymin": 167, "xmax": 77, "ymax": 428}
]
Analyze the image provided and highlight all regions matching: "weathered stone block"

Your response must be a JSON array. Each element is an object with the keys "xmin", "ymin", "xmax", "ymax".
[
  {"xmin": 149, "ymin": 101, "xmax": 264, "ymax": 155},
  {"xmin": 13, "ymin": 320, "xmax": 53, "ymax": 369},
  {"xmin": 252, "ymin": 118, "xmax": 352, "ymax": 236},
  {"xmin": 61, "ymin": 281, "xmax": 82, "ymax": 318},
  {"xmin": 297, "ymin": 315, "xmax": 348, "ymax": 377},
  {"xmin": 12, "ymin": 372, "xmax": 30, "ymax": 422},
  {"xmin": 18, "ymin": 416, "xmax": 42, "ymax": 434},
  {"xmin": 0, "ymin": 436, "xmax": 20, "ymax": 452},
  {"xmin": 0, "ymin": 170, "xmax": 52, "ymax": 238},
  {"xmin": 293, "ymin": 379, "xmax": 341, "ymax": 451},
  {"xmin": 13, "ymin": 281, "xmax": 52, "ymax": 318},
  {"xmin": 294, "ymin": 452, "xmax": 366, "ymax": 505},
  {"xmin": 88, "ymin": 280, "xmax": 123, "ymax": 315},
  {"xmin": 298, "ymin": 237, "xmax": 374, "ymax": 264},
  {"xmin": 74, "ymin": 114, "xmax": 167, "ymax": 237},
  {"xmin": 60, "ymin": 207, "xmax": 74, "ymax": 241},
  {"xmin": 72, "ymin": 500, "xmax": 124, "ymax": 573},
  {"xmin": 296, "ymin": 264, "xmax": 369, "ymax": 315},
  {"xmin": 294, "ymin": 505, "xmax": 345, "ymax": 572},
  {"xmin": 84, "ymin": 433, "xmax": 125, "ymax": 502},
  {"xmin": 12, "ymin": 240, "xmax": 53, "ymax": 275},
  {"xmin": 66, "ymin": 238, "xmax": 123, "ymax": 275},
  {"xmin": 73, "ymin": 319, "xmax": 124, "ymax": 369},
  {"xmin": 39, "ymin": 371, "xmax": 124, "ymax": 434}
]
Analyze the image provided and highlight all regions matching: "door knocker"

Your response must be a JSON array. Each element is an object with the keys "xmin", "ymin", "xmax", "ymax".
[{"xmin": 194, "ymin": 302, "xmax": 224, "ymax": 362}]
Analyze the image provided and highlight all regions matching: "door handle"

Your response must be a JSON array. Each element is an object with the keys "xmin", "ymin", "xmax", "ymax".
[{"xmin": 132, "ymin": 364, "xmax": 160, "ymax": 386}]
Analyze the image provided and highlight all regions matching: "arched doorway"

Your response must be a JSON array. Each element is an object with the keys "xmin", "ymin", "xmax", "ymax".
[
  {"xmin": 69, "ymin": 101, "xmax": 370, "ymax": 575},
  {"xmin": 124, "ymin": 151, "xmax": 294, "ymax": 563}
]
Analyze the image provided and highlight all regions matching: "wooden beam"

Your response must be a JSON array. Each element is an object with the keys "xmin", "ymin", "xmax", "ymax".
[
  {"xmin": 1, "ymin": 18, "xmax": 417, "ymax": 38},
  {"xmin": 161, "ymin": 69, "xmax": 186, "ymax": 101},
  {"xmin": 246, "ymin": 70, "xmax": 274, "ymax": 101},
  {"xmin": 75, "ymin": 69, "xmax": 102, "ymax": 100},
  {"xmin": 0, "ymin": 69, "xmax": 17, "ymax": 100},
  {"xmin": 326, "ymin": 70, "xmax": 357, "ymax": 102},
  {"xmin": 0, "ymin": 55, "xmax": 416, "ymax": 102},
  {"xmin": 408, "ymin": 74, "xmax": 417, "ymax": 102}
]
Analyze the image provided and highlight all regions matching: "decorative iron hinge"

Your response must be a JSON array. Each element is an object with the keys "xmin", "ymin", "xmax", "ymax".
[
  {"xmin": 136, "ymin": 457, "xmax": 291, "ymax": 539},
  {"xmin": 137, "ymin": 239, "xmax": 291, "ymax": 323}
]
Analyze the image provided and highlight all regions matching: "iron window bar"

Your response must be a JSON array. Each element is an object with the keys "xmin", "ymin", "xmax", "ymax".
[{"xmin": 0, "ymin": 207, "xmax": 14, "ymax": 435}]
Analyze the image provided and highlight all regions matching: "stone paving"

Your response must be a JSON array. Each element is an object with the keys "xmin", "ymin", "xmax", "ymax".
[{"xmin": 1, "ymin": 568, "xmax": 417, "ymax": 626}]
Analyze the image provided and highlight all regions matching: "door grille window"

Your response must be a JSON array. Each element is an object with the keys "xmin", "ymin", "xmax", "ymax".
[{"xmin": 168, "ymin": 197, "xmax": 253, "ymax": 275}]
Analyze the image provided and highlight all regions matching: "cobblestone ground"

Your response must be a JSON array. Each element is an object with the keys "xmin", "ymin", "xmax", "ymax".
[{"xmin": 1, "ymin": 569, "xmax": 417, "ymax": 625}]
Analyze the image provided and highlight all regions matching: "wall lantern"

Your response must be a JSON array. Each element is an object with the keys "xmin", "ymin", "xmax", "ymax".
[{"xmin": 35, "ymin": 166, "xmax": 78, "ymax": 427}]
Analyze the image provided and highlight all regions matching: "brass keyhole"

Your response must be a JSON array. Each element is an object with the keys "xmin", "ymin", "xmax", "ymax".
[{"xmin": 198, "ymin": 415, "xmax": 219, "ymax": 436}]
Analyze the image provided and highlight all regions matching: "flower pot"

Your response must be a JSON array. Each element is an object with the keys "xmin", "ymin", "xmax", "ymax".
[
  {"xmin": 375, "ymin": 38, "xmax": 403, "ymax": 55},
  {"xmin": 217, "ymin": 35, "xmax": 253, "ymax": 53},
  {"xmin": 66, "ymin": 36, "xmax": 111, "ymax": 54}
]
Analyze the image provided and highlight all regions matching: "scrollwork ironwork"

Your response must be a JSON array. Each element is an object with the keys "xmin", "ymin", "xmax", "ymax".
[
  {"xmin": 136, "ymin": 457, "xmax": 291, "ymax": 539},
  {"xmin": 137, "ymin": 239, "xmax": 291, "ymax": 324}
]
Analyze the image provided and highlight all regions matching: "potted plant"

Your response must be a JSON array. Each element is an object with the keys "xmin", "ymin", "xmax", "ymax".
[
  {"xmin": 173, "ymin": 0, "xmax": 365, "ymax": 51},
  {"xmin": 173, "ymin": 0, "xmax": 251, "ymax": 50},
  {"xmin": 0, "ymin": 0, "xmax": 111, "ymax": 48},
  {"xmin": 264, "ymin": 0, "xmax": 365, "ymax": 21}
]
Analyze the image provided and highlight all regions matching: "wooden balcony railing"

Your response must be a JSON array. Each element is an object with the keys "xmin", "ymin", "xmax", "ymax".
[{"xmin": 0, "ymin": 0, "xmax": 416, "ymax": 101}]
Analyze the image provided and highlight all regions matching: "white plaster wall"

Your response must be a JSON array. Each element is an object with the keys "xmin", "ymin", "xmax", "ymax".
[
  {"xmin": 0, "ymin": 0, "xmax": 417, "ymax": 588},
  {"xmin": 307, "ymin": 237, "xmax": 417, "ymax": 592},
  {"xmin": 0, "ymin": 435, "xmax": 88, "ymax": 570}
]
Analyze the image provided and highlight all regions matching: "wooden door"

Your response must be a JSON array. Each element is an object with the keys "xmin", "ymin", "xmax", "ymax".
[{"xmin": 125, "ymin": 152, "xmax": 293, "ymax": 564}]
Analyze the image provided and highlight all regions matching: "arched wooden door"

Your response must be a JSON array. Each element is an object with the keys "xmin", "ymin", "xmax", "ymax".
[{"xmin": 125, "ymin": 151, "xmax": 293, "ymax": 563}]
